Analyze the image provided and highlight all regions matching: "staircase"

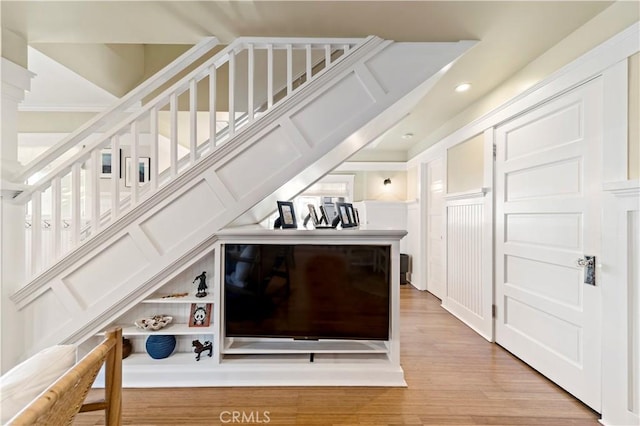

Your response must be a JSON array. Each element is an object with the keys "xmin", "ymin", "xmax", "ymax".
[{"xmin": 9, "ymin": 35, "xmax": 474, "ymax": 357}]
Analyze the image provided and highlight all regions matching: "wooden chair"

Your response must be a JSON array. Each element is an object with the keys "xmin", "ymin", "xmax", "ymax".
[{"xmin": 7, "ymin": 327, "xmax": 123, "ymax": 426}]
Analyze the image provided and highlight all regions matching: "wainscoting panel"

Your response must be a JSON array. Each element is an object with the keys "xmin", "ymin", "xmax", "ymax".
[
  {"xmin": 139, "ymin": 179, "xmax": 225, "ymax": 255},
  {"xmin": 61, "ymin": 234, "xmax": 149, "ymax": 309},
  {"xmin": 443, "ymin": 195, "xmax": 491, "ymax": 340},
  {"xmin": 216, "ymin": 125, "xmax": 302, "ymax": 199},
  {"xmin": 629, "ymin": 210, "xmax": 639, "ymax": 417},
  {"xmin": 290, "ymin": 71, "xmax": 375, "ymax": 147}
]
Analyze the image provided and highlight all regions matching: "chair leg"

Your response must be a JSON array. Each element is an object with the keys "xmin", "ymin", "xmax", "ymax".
[{"xmin": 105, "ymin": 328, "xmax": 123, "ymax": 426}]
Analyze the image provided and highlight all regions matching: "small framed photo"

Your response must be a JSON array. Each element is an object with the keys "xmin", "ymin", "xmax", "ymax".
[
  {"xmin": 277, "ymin": 201, "xmax": 297, "ymax": 229},
  {"xmin": 321, "ymin": 203, "xmax": 337, "ymax": 225},
  {"xmin": 189, "ymin": 303, "xmax": 212, "ymax": 327},
  {"xmin": 347, "ymin": 204, "xmax": 359, "ymax": 227},
  {"xmin": 307, "ymin": 204, "xmax": 320, "ymax": 226},
  {"xmin": 318, "ymin": 205, "xmax": 329, "ymax": 225},
  {"xmin": 336, "ymin": 202, "xmax": 356, "ymax": 228},
  {"xmin": 124, "ymin": 157, "xmax": 151, "ymax": 187},
  {"xmin": 100, "ymin": 148, "xmax": 120, "ymax": 179}
]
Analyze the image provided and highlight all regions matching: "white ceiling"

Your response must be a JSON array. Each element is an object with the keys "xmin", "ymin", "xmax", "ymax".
[{"xmin": 1, "ymin": 1, "xmax": 621, "ymax": 159}]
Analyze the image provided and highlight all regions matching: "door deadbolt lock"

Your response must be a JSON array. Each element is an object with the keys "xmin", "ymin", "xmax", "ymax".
[{"xmin": 577, "ymin": 256, "xmax": 596, "ymax": 286}]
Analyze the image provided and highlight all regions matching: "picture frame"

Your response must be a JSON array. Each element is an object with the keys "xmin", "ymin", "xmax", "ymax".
[
  {"xmin": 100, "ymin": 148, "xmax": 121, "ymax": 179},
  {"xmin": 318, "ymin": 205, "xmax": 329, "ymax": 225},
  {"xmin": 336, "ymin": 202, "xmax": 356, "ymax": 228},
  {"xmin": 307, "ymin": 204, "xmax": 320, "ymax": 226},
  {"xmin": 321, "ymin": 203, "xmax": 337, "ymax": 225},
  {"xmin": 347, "ymin": 204, "xmax": 359, "ymax": 227},
  {"xmin": 124, "ymin": 157, "xmax": 151, "ymax": 187},
  {"xmin": 277, "ymin": 201, "xmax": 297, "ymax": 229},
  {"xmin": 189, "ymin": 303, "xmax": 212, "ymax": 327}
]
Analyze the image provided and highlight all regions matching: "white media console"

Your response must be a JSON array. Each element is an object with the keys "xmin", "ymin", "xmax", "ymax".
[{"xmin": 97, "ymin": 227, "xmax": 407, "ymax": 387}]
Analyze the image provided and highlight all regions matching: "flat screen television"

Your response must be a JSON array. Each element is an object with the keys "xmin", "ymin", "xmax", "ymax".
[{"xmin": 224, "ymin": 244, "xmax": 390, "ymax": 340}]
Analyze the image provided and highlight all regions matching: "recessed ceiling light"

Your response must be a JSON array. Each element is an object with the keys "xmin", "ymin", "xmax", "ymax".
[
  {"xmin": 455, "ymin": 83, "xmax": 472, "ymax": 92},
  {"xmin": 402, "ymin": 133, "xmax": 414, "ymax": 140}
]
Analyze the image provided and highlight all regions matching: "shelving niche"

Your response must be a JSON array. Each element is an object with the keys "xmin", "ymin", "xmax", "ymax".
[{"xmin": 91, "ymin": 253, "xmax": 216, "ymax": 387}]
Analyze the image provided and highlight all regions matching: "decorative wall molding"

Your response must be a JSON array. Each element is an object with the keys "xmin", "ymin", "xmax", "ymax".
[
  {"xmin": 603, "ymin": 180, "xmax": 640, "ymax": 197},
  {"xmin": 443, "ymin": 187, "xmax": 489, "ymax": 201}
]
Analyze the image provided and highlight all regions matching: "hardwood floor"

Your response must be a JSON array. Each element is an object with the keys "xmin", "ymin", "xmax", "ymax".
[{"xmin": 75, "ymin": 286, "xmax": 600, "ymax": 425}]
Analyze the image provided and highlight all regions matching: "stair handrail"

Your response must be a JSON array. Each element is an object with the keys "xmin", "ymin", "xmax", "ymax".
[
  {"xmin": 16, "ymin": 36, "xmax": 385, "ymax": 297},
  {"xmin": 16, "ymin": 36, "xmax": 366, "ymax": 277},
  {"xmin": 13, "ymin": 37, "xmax": 363, "ymax": 205},
  {"xmin": 12, "ymin": 36, "xmax": 220, "ymax": 184}
]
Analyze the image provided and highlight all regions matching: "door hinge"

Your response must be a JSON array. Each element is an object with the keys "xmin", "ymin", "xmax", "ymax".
[
  {"xmin": 492, "ymin": 304, "xmax": 497, "ymax": 318},
  {"xmin": 492, "ymin": 144, "xmax": 497, "ymax": 160}
]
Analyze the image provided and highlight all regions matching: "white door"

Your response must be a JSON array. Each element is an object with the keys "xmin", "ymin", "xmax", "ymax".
[
  {"xmin": 495, "ymin": 79, "xmax": 602, "ymax": 411},
  {"xmin": 426, "ymin": 158, "xmax": 445, "ymax": 299}
]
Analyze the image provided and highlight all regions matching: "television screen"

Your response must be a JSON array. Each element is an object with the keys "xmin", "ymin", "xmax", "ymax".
[{"xmin": 224, "ymin": 244, "xmax": 390, "ymax": 340}]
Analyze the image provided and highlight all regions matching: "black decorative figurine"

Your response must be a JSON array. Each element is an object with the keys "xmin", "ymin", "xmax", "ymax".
[
  {"xmin": 193, "ymin": 271, "xmax": 208, "ymax": 298},
  {"xmin": 192, "ymin": 340, "xmax": 213, "ymax": 361}
]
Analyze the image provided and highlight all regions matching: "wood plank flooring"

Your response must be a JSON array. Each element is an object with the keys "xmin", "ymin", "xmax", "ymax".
[{"xmin": 75, "ymin": 286, "xmax": 599, "ymax": 425}]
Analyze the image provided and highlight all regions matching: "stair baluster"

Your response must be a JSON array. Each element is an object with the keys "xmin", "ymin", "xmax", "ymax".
[{"xmin": 13, "ymin": 38, "xmax": 363, "ymax": 281}]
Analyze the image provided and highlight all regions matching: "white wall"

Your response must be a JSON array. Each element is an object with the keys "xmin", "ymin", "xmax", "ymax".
[{"xmin": 446, "ymin": 133, "xmax": 484, "ymax": 194}]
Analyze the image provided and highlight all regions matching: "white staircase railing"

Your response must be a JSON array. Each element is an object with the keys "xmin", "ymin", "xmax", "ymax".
[
  {"xmin": 13, "ymin": 37, "xmax": 220, "ymax": 185},
  {"xmin": 12, "ymin": 37, "xmax": 364, "ymax": 279}
]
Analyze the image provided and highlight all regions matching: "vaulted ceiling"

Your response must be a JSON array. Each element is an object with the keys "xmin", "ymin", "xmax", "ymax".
[{"xmin": 3, "ymin": 1, "xmax": 636, "ymax": 160}]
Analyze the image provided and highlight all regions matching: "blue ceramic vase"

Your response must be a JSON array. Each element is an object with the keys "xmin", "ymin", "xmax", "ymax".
[{"xmin": 145, "ymin": 335, "xmax": 176, "ymax": 359}]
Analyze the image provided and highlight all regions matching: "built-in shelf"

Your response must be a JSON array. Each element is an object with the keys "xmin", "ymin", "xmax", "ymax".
[
  {"xmin": 107, "ymin": 323, "xmax": 215, "ymax": 336},
  {"xmin": 123, "ymin": 352, "xmax": 211, "ymax": 367},
  {"xmin": 142, "ymin": 295, "xmax": 214, "ymax": 304},
  {"xmin": 223, "ymin": 338, "xmax": 388, "ymax": 354}
]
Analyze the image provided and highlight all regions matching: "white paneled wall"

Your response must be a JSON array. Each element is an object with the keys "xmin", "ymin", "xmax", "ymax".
[
  {"xmin": 442, "ymin": 193, "xmax": 492, "ymax": 341},
  {"xmin": 445, "ymin": 200, "xmax": 483, "ymax": 316},
  {"xmin": 631, "ymin": 210, "xmax": 639, "ymax": 417}
]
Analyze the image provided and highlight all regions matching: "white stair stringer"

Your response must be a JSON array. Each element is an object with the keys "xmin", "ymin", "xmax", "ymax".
[{"xmin": 10, "ymin": 38, "xmax": 475, "ymax": 357}]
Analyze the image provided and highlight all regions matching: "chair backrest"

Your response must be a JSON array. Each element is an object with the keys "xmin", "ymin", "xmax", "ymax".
[{"xmin": 7, "ymin": 328, "xmax": 122, "ymax": 426}]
